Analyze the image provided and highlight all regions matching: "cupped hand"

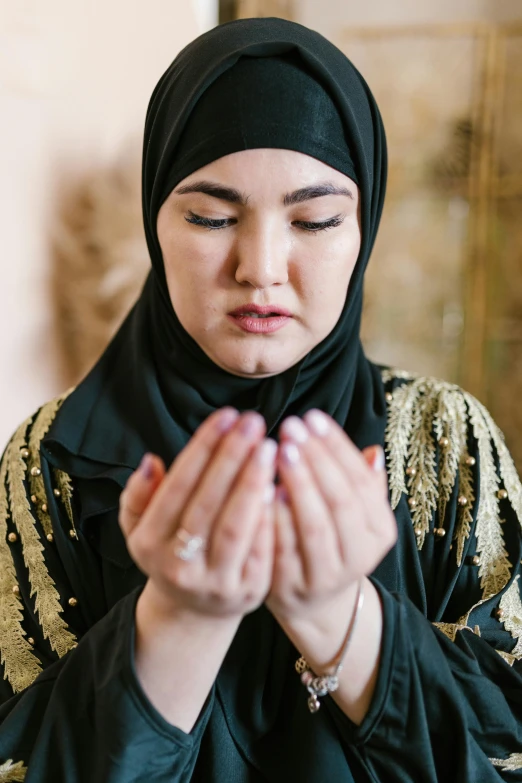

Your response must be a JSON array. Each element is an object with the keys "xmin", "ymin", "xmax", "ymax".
[
  {"xmin": 266, "ymin": 409, "xmax": 397, "ymax": 626},
  {"xmin": 118, "ymin": 408, "xmax": 277, "ymax": 621}
]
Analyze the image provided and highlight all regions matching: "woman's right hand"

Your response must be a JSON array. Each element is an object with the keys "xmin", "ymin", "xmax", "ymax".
[{"xmin": 118, "ymin": 408, "xmax": 277, "ymax": 622}]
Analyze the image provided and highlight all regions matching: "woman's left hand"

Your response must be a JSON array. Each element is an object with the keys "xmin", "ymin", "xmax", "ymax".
[{"xmin": 266, "ymin": 409, "xmax": 397, "ymax": 632}]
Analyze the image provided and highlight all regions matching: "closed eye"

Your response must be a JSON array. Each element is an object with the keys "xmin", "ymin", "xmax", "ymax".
[{"xmin": 184, "ymin": 211, "xmax": 345, "ymax": 232}]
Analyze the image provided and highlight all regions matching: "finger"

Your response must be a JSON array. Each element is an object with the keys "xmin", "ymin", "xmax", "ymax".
[
  {"xmin": 302, "ymin": 409, "xmax": 370, "ymax": 485},
  {"xmin": 180, "ymin": 412, "xmax": 266, "ymax": 546},
  {"xmin": 119, "ymin": 453, "xmax": 165, "ymax": 537},
  {"xmin": 137, "ymin": 407, "xmax": 239, "ymax": 542},
  {"xmin": 277, "ymin": 441, "xmax": 341, "ymax": 583},
  {"xmin": 209, "ymin": 436, "xmax": 277, "ymax": 570},
  {"xmin": 271, "ymin": 487, "xmax": 304, "ymax": 590},
  {"xmin": 242, "ymin": 504, "xmax": 274, "ymax": 598}
]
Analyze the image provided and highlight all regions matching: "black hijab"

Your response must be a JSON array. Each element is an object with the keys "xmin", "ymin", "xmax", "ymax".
[{"xmin": 45, "ymin": 16, "xmax": 388, "ymax": 484}]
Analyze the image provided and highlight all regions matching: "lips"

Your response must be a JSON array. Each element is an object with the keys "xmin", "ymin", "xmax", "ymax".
[
  {"xmin": 227, "ymin": 304, "xmax": 292, "ymax": 334},
  {"xmin": 228, "ymin": 303, "xmax": 292, "ymax": 317}
]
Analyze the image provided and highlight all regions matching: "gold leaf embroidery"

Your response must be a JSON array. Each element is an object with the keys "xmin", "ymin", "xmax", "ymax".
[
  {"xmin": 497, "ymin": 650, "xmax": 517, "ymax": 667},
  {"xmin": 407, "ymin": 387, "xmax": 438, "ymax": 548},
  {"xmin": 490, "ymin": 753, "xmax": 522, "ymax": 771},
  {"xmin": 0, "ymin": 430, "xmax": 41, "ymax": 692},
  {"xmin": 8, "ymin": 403, "xmax": 77, "ymax": 658},
  {"xmin": 463, "ymin": 393, "xmax": 511, "ymax": 599},
  {"xmin": 54, "ymin": 469, "xmax": 76, "ymax": 534},
  {"xmin": 0, "ymin": 759, "xmax": 27, "ymax": 782},
  {"xmin": 383, "ymin": 370, "xmax": 513, "ymax": 603},
  {"xmin": 27, "ymin": 398, "xmax": 63, "ymax": 540},
  {"xmin": 499, "ymin": 575, "xmax": 522, "ymax": 658}
]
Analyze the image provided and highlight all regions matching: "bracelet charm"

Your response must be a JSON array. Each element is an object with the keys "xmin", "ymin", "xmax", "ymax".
[{"xmin": 295, "ymin": 579, "xmax": 365, "ymax": 713}]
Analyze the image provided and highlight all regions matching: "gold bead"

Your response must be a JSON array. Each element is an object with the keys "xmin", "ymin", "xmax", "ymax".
[
  {"xmin": 465, "ymin": 456, "xmax": 476, "ymax": 466},
  {"xmin": 385, "ymin": 392, "xmax": 393, "ymax": 403},
  {"xmin": 12, "ymin": 585, "xmax": 20, "ymax": 595},
  {"xmin": 458, "ymin": 496, "xmax": 468, "ymax": 506},
  {"xmin": 41, "ymin": 503, "xmax": 48, "ymax": 513},
  {"xmin": 53, "ymin": 488, "xmax": 61, "ymax": 497},
  {"xmin": 7, "ymin": 532, "xmax": 17, "ymax": 543},
  {"xmin": 496, "ymin": 608, "xmax": 505, "ymax": 620},
  {"xmin": 414, "ymin": 527, "xmax": 422, "ymax": 537},
  {"xmin": 27, "ymin": 637, "xmax": 35, "ymax": 645},
  {"xmin": 439, "ymin": 437, "xmax": 449, "ymax": 448},
  {"xmin": 30, "ymin": 466, "xmax": 41, "ymax": 477},
  {"xmin": 406, "ymin": 466, "xmax": 416, "ymax": 476},
  {"xmin": 30, "ymin": 495, "xmax": 37, "ymax": 504},
  {"xmin": 68, "ymin": 597, "xmax": 78, "ymax": 607},
  {"xmin": 408, "ymin": 497, "xmax": 417, "ymax": 508},
  {"xmin": 46, "ymin": 533, "xmax": 54, "ymax": 543},
  {"xmin": 472, "ymin": 555, "xmax": 480, "ymax": 566},
  {"xmin": 434, "ymin": 527, "xmax": 446, "ymax": 538},
  {"xmin": 498, "ymin": 489, "xmax": 508, "ymax": 500},
  {"xmin": 20, "ymin": 448, "xmax": 30, "ymax": 459},
  {"xmin": 69, "ymin": 529, "xmax": 77, "ymax": 540}
]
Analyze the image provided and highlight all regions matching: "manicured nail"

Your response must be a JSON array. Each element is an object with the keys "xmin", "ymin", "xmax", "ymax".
[
  {"xmin": 372, "ymin": 446, "xmax": 385, "ymax": 472},
  {"xmin": 263, "ymin": 484, "xmax": 276, "ymax": 504},
  {"xmin": 281, "ymin": 416, "xmax": 309, "ymax": 444},
  {"xmin": 257, "ymin": 439, "xmax": 277, "ymax": 466},
  {"xmin": 140, "ymin": 453, "xmax": 154, "ymax": 480},
  {"xmin": 216, "ymin": 407, "xmax": 239, "ymax": 433},
  {"xmin": 240, "ymin": 412, "xmax": 264, "ymax": 437},
  {"xmin": 305, "ymin": 409, "xmax": 329, "ymax": 437},
  {"xmin": 281, "ymin": 442, "xmax": 300, "ymax": 465}
]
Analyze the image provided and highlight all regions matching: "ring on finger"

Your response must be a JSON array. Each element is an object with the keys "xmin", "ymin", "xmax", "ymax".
[{"xmin": 174, "ymin": 528, "xmax": 208, "ymax": 561}]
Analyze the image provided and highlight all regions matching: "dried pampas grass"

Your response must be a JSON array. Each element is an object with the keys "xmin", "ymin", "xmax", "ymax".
[{"xmin": 51, "ymin": 148, "xmax": 149, "ymax": 386}]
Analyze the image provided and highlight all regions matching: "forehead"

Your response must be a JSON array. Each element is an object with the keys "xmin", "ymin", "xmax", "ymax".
[{"xmin": 175, "ymin": 148, "xmax": 358, "ymax": 202}]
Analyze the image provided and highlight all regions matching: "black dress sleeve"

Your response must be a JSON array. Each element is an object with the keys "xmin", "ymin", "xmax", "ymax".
[
  {"xmin": 0, "ymin": 399, "xmax": 212, "ymax": 782},
  {"xmin": 328, "ymin": 372, "xmax": 522, "ymax": 781}
]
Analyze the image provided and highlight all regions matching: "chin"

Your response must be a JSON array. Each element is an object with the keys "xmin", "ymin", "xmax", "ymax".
[{"xmin": 215, "ymin": 348, "xmax": 301, "ymax": 378}]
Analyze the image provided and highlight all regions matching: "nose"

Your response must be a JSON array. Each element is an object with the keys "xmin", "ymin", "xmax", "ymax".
[{"xmin": 234, "ymin": 218, "xmax": 289, "ymax": 289}]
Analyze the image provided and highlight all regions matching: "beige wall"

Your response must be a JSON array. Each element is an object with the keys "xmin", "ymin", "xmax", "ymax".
[
  {"xmin": 0, "ymin": 0, "xmax": 216, "ymax": 449},
  {"xmin": 297, "ymin": 0, "xmax": 522, "ymax": 40}
]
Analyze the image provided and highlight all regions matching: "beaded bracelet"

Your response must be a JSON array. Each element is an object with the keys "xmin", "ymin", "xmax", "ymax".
[{"xmin": 295, "ymin": 579, "xmax": 365, "ymax": 713}]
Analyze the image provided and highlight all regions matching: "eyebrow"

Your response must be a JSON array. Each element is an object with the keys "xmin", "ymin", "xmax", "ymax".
[{"xmin": 174, "ymin": 179, "xmax": 354, "ymax": 206}]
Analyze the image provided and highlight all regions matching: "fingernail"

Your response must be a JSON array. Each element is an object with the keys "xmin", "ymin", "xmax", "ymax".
[
  {"xmin": 257, "ymin": 439, "xmax": 277, "ymax": 466},
  {"xmin": 263, "ymin": 484, "xmax": 275, "ymax": 504},
  {"xmin": 281, "ymin": 416, "xmax": 309, "ymax": 444},
  {"xmin": 216, "ymin": 408, "xmax": 239, "ymax": 433},
  {"xmin": 281, "ymin": 442, "xmax": 300, "ymax": 465},
  {"xmin": 372, "ymin": 446, "xmax": 385, "ymax": 472},
  {"xmin": 140, "ymin": 453, "xmax": 154, "ymax": 480},
  {"xmin": 240, "ymin": 412, "xmax": 264, "ymax": 437},
  {"xmin": 305, "ymin": 409, "xmax": 329, "ymax": 437}
]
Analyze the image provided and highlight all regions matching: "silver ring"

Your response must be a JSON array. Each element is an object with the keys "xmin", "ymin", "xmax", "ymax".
[{"xmin": 174, "ymin": 528, "xmax": 207, "ymax": 561}]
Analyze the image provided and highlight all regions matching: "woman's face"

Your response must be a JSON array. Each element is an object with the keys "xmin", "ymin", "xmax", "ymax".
[{"xmin": 157, "ymin": 148, "xmax": 361, "ymax": 378}]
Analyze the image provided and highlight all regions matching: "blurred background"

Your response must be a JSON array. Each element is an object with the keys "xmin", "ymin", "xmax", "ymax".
[{"xmin": 2, "ymin": 0, "xmax": 522, "ymax": 471}]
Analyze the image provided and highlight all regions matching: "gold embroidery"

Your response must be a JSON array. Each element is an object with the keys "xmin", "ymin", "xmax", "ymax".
[
  {"xmin": 499, "ymin": 576, "xmax": 522, "ymax": 658},
  {"xmin": 54, "ymin": 469, "xmax": 76, "ymax": 534},
  {"xmin": 27, "ymin": 398, "xmax": 63, "ymax": 540},
  {"xmin": 0, "ymin": 432, "xmax": 41, "ymax": 693},
  {"xmin": 490, "ymin": 753, "xmax": 522, "ymax": 771},
  {"xmin": 383, "ymin": 370, "xmax": 512, "ymax": 601},
  {"xmin": 463, "ymin": 393, "xmax": 511, "ymax": 599},
  {"xmin": 496, "ymin": 650, "xmax": 517, "ymax": 667},
  {"xmin": 0, "ymin": 759, "xmax": 27, "ymax": 782},
  {"xmin": 8, "ymin": 402, "xmax": 77, "ymax": 659}
]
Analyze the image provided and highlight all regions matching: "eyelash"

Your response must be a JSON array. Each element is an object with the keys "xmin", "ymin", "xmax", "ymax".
[{"xmin": 184, "ymin": 211, "xmax": 344, "ymax": 233}]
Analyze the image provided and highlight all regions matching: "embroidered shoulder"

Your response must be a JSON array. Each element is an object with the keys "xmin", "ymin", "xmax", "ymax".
[
  {"xmin": 0, "ymin": 394, "xmax": 77, "ymax": 693},
  {"xmin": 0, "ymin": 759, "xmax": 27, "ymax": 782},
  {"xmin": 382, "ymin": 369, "xmax": 521, "ymax": 598}
]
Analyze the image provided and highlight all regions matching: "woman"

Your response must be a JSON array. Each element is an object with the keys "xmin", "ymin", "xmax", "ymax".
[{"xmin": 0, "ymin": 16, "xmax": 521, "ymax": 783}]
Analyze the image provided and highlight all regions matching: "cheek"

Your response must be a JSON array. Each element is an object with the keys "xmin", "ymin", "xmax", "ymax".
[{"xmin": 293, "ymin": 228, "xmax": 361, "ymax": 322}]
